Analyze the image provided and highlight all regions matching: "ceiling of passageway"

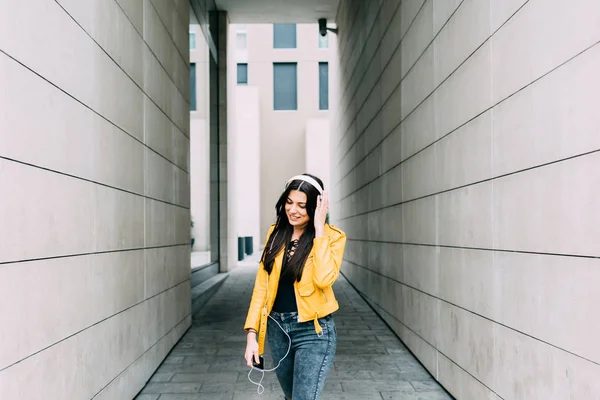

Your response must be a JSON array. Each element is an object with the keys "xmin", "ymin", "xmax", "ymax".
[{"xmin": 215, "ymin": 0, "xmax": 339, "ymax": 23}]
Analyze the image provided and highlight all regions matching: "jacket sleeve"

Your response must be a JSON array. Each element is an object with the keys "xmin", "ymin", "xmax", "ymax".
[
  {"xmin": 312, "ymin": 225, "xmax": 347, "ymax": 289},
  {"xmin": 243, "ymin": 225, "xmax": 275, "ymax": 332}
]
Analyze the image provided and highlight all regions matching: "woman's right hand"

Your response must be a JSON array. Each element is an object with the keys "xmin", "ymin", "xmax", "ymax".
[{"xmin": 245, "ymin": 332, "xmax": 260, "ymax": 367}]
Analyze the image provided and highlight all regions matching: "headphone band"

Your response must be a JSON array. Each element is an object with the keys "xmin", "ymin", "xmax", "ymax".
[{"xmin": 285, "ymin": 175, "xmax": 324, "ymax": 195}]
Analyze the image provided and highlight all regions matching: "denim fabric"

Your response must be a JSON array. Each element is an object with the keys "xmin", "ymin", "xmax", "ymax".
[{"xmin": 267, "ymin": 311, "xmax": 337, "ymax": 400}]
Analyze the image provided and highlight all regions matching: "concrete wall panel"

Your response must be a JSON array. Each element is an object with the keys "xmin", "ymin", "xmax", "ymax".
[
  {"xmin": 0, "ymin": 0, "xmax": 191, "ymax": 397},
  {"xmin": 334, "ymin": 0, "xmax": 600, "ymax": 397}
]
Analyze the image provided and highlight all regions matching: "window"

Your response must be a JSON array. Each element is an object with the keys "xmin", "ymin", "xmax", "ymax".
[
  {"xmin": 237, "ymin": 63, "xmax": 248, "ymax": 84},
  {"xmin": 236, "ymin": 32, "xmax": 247, "ymax": 49},
  {"xmin": 319, "ymin": 62, "xmax": 328, "ymax": 110},
  {"xmin": 273, "ymin": 24, "xmax": 296, "ymax": 48},
  {"xmin": 190, "ymin": 63, "xmax": 196, "ymax": 111},
  {"xmin": 273, "ymin": 63, "xmax": 297, "ymax": 110},
  {"xmin": 189, "ymin": 32, "xmax": 196, "ymax": 50},
  {"xmin": 318, "ymin": 33, "xmax": 329, "ymax": 48}
]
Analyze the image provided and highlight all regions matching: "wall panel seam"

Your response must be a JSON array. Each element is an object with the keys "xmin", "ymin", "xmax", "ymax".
[
  {"xmin": 335, "ymin": 39, "xmax": 600, "ymax": 203},
  {"xmin": 338, "ymin": 0, "xmax": 389, "ymax": 110},
  {"xmin": 54, "ymin": 0, "xmax": 191, "ymax": 135},
  {"xmin": 337, "ymin": 146, "xmax": 600, "ymax": 208},
  {"xmin": 91, "ymin": 313, "xmax": 191, "ymax": 399},
  {"xmin": 336, "ymin": 0, "xmax": 533, "ymax": 174},
  {"xmin": 342, "ymin": 269, "xmax": 503, "ymax": 399},
  {"xmin": 146, "ymin": 0, "xmax": 190, "ymax": 68},
  {"xmin": 337, "ymin": 0, "xmax": 363, "ymax": 68},
  {"xmin": 0, "ymin": 49, "xmax": 190, "ymax": 174},
  {"xmin": 0, "ymin": 244, "xmax": 191, "ymax": 267},
  {"xmin": 338, "ymin": 0, "xmax": 430, "ymax": 140},
  {"xmin": 0, "ymin": 279, "xmax": 192, "ymax": 372},
  {"xmin": 343, "ymin": 261, "xmax": 600, "ymax": 367},
  {"xmin": 0, "ymin": 155, "xmax": 191, "ymax": 211},
  {"xmin": 343, "ymin": 239, "xmax": 600, "ymax": 260},
  {"xmin": 336, "ymin": 0, "xmax": 469, "ymax": 169}
]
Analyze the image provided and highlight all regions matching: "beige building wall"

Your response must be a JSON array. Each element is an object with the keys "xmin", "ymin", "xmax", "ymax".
[
  {"xmin": 0, "ymin": 0, "xmax": 193, "ymax": 398},
  {"xmin": 234, "ymin": 24, "xmax": 336, "ymax": 240},
  {"xmin": 333, "ymin": 0, "xmax": 600, "ymax": 399},
  {"xmin": 306, "ymin": 118, "xmax": 331, "ymax": 194},
  {"xmin": 234, "ymin": 85, "xmax": 262, "ymax": 253}
]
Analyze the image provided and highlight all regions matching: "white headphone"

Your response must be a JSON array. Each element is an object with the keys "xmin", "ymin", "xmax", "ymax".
[{"xmin": 285, "ymin": 175, "xmax": 324, "ymax": 195}]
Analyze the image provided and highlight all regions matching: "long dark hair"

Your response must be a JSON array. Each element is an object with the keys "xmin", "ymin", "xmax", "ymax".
[{"xmin": 261, "ymin": 173, "xmax": 324, "ymax": 281}]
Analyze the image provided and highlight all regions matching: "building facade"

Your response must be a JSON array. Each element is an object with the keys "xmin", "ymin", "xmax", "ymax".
[{"xmin": 231, "ymin": 23, "xmax": 337, "ymax": 244}]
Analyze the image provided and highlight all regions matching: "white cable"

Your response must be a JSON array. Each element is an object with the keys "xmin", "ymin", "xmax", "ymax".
[{"xmin": 247, "ymin": 314, "xmax": 292, "ymax": 394}]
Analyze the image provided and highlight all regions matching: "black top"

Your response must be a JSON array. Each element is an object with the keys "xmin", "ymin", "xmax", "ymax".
[{"xmin": 272, "ymin": 239, "xmax": 299, "ymax": 313}]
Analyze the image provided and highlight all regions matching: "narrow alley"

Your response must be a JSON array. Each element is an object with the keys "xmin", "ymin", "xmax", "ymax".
[{"xmin": 136, "ymin": 259, "xmax": 453, "ymax": 400}]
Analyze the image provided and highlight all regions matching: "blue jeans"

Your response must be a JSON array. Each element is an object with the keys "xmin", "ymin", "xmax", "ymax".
[{"xmin": 267, "ymin": 311, "xmax": 337, "ymax": 400}]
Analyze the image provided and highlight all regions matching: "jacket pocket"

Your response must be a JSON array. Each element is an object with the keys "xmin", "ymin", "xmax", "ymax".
[{"xmin": 298, "ymin": 282, "xmax": 315, "ymax": 297}]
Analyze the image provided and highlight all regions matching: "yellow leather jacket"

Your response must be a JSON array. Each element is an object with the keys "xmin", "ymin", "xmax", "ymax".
[{"xmin": 244, "ymin": 223, "xmax": 347, "ymax": 355}]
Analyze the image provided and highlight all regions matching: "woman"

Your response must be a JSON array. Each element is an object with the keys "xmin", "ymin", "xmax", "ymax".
[{"xmin": 244, "ymin": 173, "xmax": 346, "ymax": 400}]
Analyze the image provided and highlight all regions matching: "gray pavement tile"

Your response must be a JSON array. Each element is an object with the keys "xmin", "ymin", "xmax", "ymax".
[
  {"xmin": 171, "ymin": 372, "xmax": 239, "ymax": 383},
  {"xmin": 171, "ymin": 346, "xmax": 219, "ymax": 354},
  {"xmin": 337, "ymin": 333, "xmax": 380, "ymax": 341},
  {"xmin": 134, "ymin": 395, "xmax": 159, "ymax": 400},
  {"xmin": 322, "ymin": 395, "xmax": 383, "ymax": 400},
  {"xmin": 325, "ymin": 370, "xmax": 372, "ymax": 381},
  {"xmin": 163, "ymin": 356, "xmax": 185, "ymax": 364},
  {"xmin": 411, "ymin": 380, "xmax": 446, "ymax": 392},
  {"xmin": 342, "ymin": 380, "xmax": 415, "ymax": 394},
  {"xmin": 159, "ymin": 394, "xmax": 233, "ymax": 400},
  {"xmin": 139, "ymin": 264, "xmax": 454, "ymax": 400},
  {"xmin": 371, "ymin": 371, "xmax": 435, "ymax": 381},
  {"xmin": 333, "ymin": 347, "xmax": 389, "ymax": 355},
  {"xmin": 336, "ymin": 341, "xmax": 399, "ymax": 350},
  {"xmin": 208, "ymin": 359, "xmax": 251, "ymax": 373},
  {"xmin": 322, "ymin": 381, "xmax": 344, "ymax": 392},
  {"xmin": 217, "ymin": 346, "xmax": 247, "ymax": 356},
  {"xmin": 232, "ymin": 393, "xmax": 283, "ymax": 400},
  {"xmin": 334, "ymin": 360, "xmax": 402, "ymax": 373},
  {"xmin": 156, "ymin": 363, "xmax": 210, "ymax": 374},
  {"xmin": 140, "ymin": 382, "xmax": 201, "ymax": 394},
  {"xmin": 336, "ymin": 329, "xmax": 382, "ymax": 336},
  {"xmin": 386, "ymin": 347, "xmax": 411, "ymax": 354},
  {"xmin": 381, "ymin": 391, "xmax": 453, "ymax": 400},
  {"xmin": 377, "ymin": 334, "xmax": 403, "ymax": 342},
  {"xmin": 396, "ymin": 362, "xmax": 429, "ymax": 373},
  {"xmin": 198, "ymin": 382, "xmax": 241, "ymax": 393},
  {"xmin": 222, "ymin": 335, "xmax": 248, "ymax": 342},
  {"xmin": 149, "ymin": 373, "xmax": 173, "ymax": 383},
  {"xmin": 335, "ymin": 354, "xmax": 408, "ymax": 363}
]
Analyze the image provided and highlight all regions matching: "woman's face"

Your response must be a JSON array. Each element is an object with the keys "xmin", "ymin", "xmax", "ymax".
[{"xmin": 285, "ymin": 190, "xmax": 310, "ymax": 228}]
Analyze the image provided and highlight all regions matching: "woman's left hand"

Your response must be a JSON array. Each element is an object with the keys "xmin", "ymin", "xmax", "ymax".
[{"xmin": 314, "ymin": 191, "xmax": 328, "ymax": 236}]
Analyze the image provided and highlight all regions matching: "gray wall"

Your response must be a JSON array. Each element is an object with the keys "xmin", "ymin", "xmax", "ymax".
[
  {"xmin": 0, "ymin": 0, "xmax": 192, "ymax": 398},
  {"xmin": 333, "ymin": 0, "xmax": 600, "ymax": 399}
]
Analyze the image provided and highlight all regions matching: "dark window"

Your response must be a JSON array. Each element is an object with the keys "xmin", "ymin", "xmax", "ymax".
[
  {"xmin": 273, "ymin": 63, "xmax": 297, "ymax": 110},
  {"xmin": 273, "ymin": 24, "xmax": 297, "ymax": 48},
  {"xmin": 190, "ymin": 63, "xmax": 196, "ymax": 111},
  {"xmin": 319, "ymin": 62, "xmax": 329, "ymax": 110},
  {"xmin": 237, "ymin": 63, "xmax": 248, "ymax": 84}
]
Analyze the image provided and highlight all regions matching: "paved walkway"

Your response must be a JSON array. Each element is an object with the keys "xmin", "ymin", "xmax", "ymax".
[{"xmin": 136, "ymin": 256, "xmax": 453, "ymax": 400}]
